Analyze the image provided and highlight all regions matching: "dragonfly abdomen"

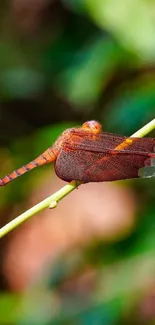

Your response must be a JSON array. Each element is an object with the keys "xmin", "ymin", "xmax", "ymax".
[
  {"xmin": 0, "ymin": 148, "xmax": 57, "ymax": 186},
  {"xmin": 0, "ymin": 161, "xmax": 39, "ymax": 186}
]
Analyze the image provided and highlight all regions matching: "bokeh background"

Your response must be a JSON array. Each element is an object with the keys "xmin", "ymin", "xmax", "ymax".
[{"xmin": 0, "ymin": 0, "xmax": 155, "ymax": 324}]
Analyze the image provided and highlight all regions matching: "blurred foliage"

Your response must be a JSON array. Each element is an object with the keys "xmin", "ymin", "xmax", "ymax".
[{"xmin": 0, "ymin": 0, "xmax": 155, "ymax": 324}]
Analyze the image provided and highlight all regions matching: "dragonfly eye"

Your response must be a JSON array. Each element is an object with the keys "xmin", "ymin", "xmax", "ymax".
[{"xmin": 82, "ymin": 120, "xmax": 102, "ymax": 134}]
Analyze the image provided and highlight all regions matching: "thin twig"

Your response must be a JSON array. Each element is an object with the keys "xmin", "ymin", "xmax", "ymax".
[{"xmin": 0, "ymin": 119, "xmax": 154, "ymax": 238}]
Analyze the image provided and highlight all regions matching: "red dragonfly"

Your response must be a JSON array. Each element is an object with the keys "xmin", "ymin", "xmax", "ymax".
[{"xmin": 0, "ymin": 120, "xmax": 155, "ymax": 186}]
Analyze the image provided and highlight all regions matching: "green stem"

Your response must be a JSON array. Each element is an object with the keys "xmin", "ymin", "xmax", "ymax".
[
  {"xmin": 0, "ymin": 181, "xmax": 80, "ymax": 238},
  {"xmin": 0, "ymin": 119, "xmax": 155, "ymax": 238},
  {"xmin": 131, "ymin": 119, "xmax": 155, "ymax": 138}
]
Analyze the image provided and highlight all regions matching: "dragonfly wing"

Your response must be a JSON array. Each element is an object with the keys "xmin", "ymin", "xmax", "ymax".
[
  {"xmin": 69, "ymin": 129, "xmax": 155, "ymax": 152},
  {"xmin": 54, "ymin": 147, "xmax": 154, "ymax": 183},
  {"xmin": 70, "ymin": 129, "xmax": 127, "ymax": 150}
]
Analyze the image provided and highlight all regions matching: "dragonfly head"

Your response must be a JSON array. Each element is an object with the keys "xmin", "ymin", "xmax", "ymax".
[{"xmin": 82, "ymin": 120, "xmax": 102, "ymax": 134}]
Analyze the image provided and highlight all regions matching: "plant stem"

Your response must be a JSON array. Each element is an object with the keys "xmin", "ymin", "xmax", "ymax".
[
  {"xmin": 0, "ymin": 181, "xmax": 80, "ymax": 238},
  {"xmin": 131, "ymin": 119, "xmax": 155, "ymax": 138},
  {"xmin": 0, "ymin": 119, "xmax": 155, "ymax": 238}
]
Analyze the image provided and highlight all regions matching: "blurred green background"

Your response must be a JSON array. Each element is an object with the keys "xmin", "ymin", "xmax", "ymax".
[{"xmin": 0, "ymin": 0, "xmax": 155, "ymax": 324}]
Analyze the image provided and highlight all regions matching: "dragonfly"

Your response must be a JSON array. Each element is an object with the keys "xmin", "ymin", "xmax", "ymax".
[{"xmin": 0, "ymin": 120, "xmax": 155, "ymax": 186}]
